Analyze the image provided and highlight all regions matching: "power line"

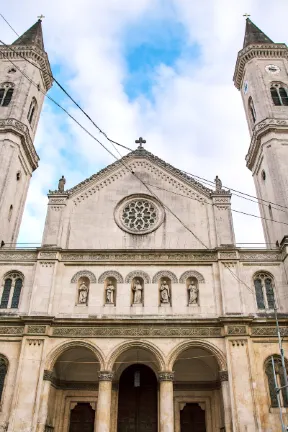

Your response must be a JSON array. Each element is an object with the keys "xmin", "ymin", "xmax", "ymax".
[{"xmin": 0, "ymin": 13, "xmax": 19, "ymax": 37}]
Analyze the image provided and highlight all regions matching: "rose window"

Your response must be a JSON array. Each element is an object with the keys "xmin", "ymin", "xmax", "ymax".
[{"xmin": 114, "ymin": 194, "xmax": 164, "ymax": 234}]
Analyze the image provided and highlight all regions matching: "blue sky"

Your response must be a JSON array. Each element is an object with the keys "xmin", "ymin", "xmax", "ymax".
[{"xmin": 2, "ymin": 0, "xmax": 288, "ymax": 246}]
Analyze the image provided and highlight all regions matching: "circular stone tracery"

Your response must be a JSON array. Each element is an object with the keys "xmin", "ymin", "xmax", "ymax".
[{"xmin": 115, "ymin": 194, "xmax": 164, "ymax": 235}]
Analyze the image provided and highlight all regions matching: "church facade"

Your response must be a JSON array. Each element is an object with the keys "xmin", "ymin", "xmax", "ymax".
[{"xmin": 0, "ymin": 18, "xmax": 288, "ymax": 432}]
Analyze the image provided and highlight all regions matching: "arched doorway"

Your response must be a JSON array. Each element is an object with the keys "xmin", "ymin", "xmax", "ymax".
[{"xmin": 117, "ymin": 364, "xmax": 158, "ymax": 432}]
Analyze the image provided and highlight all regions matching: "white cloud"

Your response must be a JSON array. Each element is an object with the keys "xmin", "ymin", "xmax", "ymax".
[{"xmin": 2, "ymin": 0, "xmax": 288, "ymax": 246}]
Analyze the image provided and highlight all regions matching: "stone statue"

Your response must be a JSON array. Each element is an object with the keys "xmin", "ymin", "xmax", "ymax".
[
  {"xmin": 78, "ymin": 282, "xmax": 89, "ymax": 304},
  {"xmin": 188, "ymin": 281, "xmax": 199, "ymax": 305},
  {"xmin": 132, "ymin": 279, "xmax": 143, "ymax": 304},
  {"xmin": 214, "ymin": 175, "xmax": 222, "ymax": 192},
  {"xmin": 58, "ymin": 175, "xmax": 66, "ymax": 192},
  {"xmin": 106, "ymin": 280, "xmax": 115, "ymax": 304},
  {"xmin": 160, "ymin": 280, "xmax": 170, "ymax": 304}
]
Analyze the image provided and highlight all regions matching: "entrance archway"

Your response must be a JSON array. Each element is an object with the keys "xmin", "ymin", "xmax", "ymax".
[{"xmin": 117, "ymin": 364, "xmax": 158, "ymax": 432}]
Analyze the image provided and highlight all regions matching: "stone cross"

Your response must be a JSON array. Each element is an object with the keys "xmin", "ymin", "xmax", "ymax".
[
  {"xmin": 135, "ymin": 137, "xmax": 146, "ymax": 148},
  {"xmin": 243, "ymin": 13, "xmax": 251, "ymax": 18},
  {"xmin": 37, "ymin": 14, "xmax": 45, "ymax": 21}
]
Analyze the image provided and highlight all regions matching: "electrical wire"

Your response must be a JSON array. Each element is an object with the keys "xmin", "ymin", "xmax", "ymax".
[{"xmin": 0, "ymin": 13, "xmax": 19, "ymax": 37}]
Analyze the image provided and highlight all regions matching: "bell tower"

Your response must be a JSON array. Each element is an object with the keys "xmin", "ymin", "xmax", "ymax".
[
  {"xmin": 234, "ymin": 19, "xmax": 288, "ymax": 246},
  {"xmin": 0, "ymin": 20, "xmax": 53, "ymax": 246}
]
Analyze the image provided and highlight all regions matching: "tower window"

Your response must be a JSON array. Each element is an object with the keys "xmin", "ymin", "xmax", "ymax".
[
  {"xmin": 248, "ymin": 97, "xmax": 256, "ymax": 124},
  {"xmin": 270, "ymin": 83, "xmax": 288, "ymax": 106},
  {"xmin": 0, "ymin": 272, "xmax": 24, "ymax": 309},
  {"xmin": 254, "ymin": 272, "xmax": 275, "ymax": 310},
  {"xmin": 0, "ymin": 83, "xmax": 14, "ymax": 107},
  {"xmin": 27, "ymin": 97, "xmax": 38, "ymax": 128}
]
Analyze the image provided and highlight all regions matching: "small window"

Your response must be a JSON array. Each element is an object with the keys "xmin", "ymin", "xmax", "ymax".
[
  {"xmin": 265, "ymin": 356, "xmax": 288, "ymax": 407},
  {"xmin": 254, "ymin": 272, "xmax": 275, "ymax": 310},
  {"xmin": 248, "ymin": 97, "xmax": 256, "ymax": 124},
  {"xmin": 261, "ymin": 170, "xmax": 266, "ymax": 181},
  {"xmin": 268, "ymin": 204, "xmax": 273, "ymax": 220},
  {"xmin": 0, "ymin": 83, "xmax": 14, "ymax": 107},
  {"xmin": 0, "ymin": 357, "xmax": 8, "ymax": 403},
  {"xmin": 27, "ymin": 97, "xmax": 38, "ymax": 128},
  {"xmin": 16, "ymin": 171, "xmax": 21, "ymax": 181},
  {"xmin": 0, "ymin": 272, "xmax": 24, "ymax": 309},
  {"xmin": 8, "ymin": 205, "xmax": 13, "ymax": 222},
  {"xmin": 270, "ymin": 83, "xmax": 288, "ymax": 106}
]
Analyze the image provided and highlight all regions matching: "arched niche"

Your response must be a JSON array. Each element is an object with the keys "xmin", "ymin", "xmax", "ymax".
[
  {"xmin": 76, "ymin": 276, "xmax": 90, "ymax": 306},
  {"xmin": 104, "ymin": 277, "xmax": 117, "ymax": 306},
  {"xmin": 186, "ymin": 277, "xmax": 199, "ymax": 306}
]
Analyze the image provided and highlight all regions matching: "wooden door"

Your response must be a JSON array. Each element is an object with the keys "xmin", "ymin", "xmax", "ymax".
[
  {"xmin": 69, "ymin": 402, "xmax": 95, "ymax": 432},
  {"xmin": 180, "ymin": 403, "xmax": 206, "ymax": 432},
  {"xmin": 117, "ymin": 364, "xmax": 158, "ymax": 432}
]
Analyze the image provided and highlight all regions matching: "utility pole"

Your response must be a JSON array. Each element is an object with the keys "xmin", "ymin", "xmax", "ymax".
[{"xmin": 271, "ymin": 356, "xmax": 286, "ymax": 432}]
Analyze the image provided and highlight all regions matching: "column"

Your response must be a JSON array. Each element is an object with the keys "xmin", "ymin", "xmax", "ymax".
[
  {"xmin": 95, "ymin": 371, "xmax": 114, "ymax": 432},
  {"xmin": 219, "ymin": 370, "xmax": 232, "ymax": 432},
  {"xmin": 159, "ymin": 371, "xmax": 174, "ymax": 432},
  {"xmin": 36, "ymin": 370, "xmax": 52, "ymax": 432}
]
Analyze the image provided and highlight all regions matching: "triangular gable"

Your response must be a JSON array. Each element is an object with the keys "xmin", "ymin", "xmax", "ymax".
[{"xmin": 67, "ymin": 147, "xmax": 212, "ymax": 202}]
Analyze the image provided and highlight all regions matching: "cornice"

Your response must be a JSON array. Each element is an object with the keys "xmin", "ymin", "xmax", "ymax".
[
  {"xmin": 0, "ymin": 118, "xmax": 39, "ymax": 171},
  {"xmin": 233, "ymin": 43, "xmax": 288, "ymax": 90},
  {"xmin": 0, "ymin": 44, "xmax": 53, "ymax": 91},
  {"xmin": 246, "ymin": 118, "xmax": 288, "ymax": 170}
]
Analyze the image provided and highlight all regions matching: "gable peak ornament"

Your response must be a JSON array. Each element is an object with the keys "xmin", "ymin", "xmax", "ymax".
[
  {"xmin": 135, "ymin": 137, "xmax": 146, "ymax": 149},
  {"xmin": 37, "ymin": 14, "xmax": 45, "ymax": 21}
]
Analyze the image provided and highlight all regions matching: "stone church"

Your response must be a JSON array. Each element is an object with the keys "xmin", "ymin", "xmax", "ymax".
[{"xmin": 0, "ymin": 17, "xmax": 288, "ymax": 432}]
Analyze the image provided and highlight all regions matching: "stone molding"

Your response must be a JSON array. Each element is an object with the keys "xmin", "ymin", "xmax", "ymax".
[
  {"xmin": 152, "ymin": 271, "xmax": 178, "ymax": 283},
  {"xmin": 179, "ymin": 270, "xmax": 205, "ymax": 283},
  {"xmin": 27, "ymin": 339, "xmax": 43, "ymax": 346},
  {"xmin": 27, "ymin": 325, "xmax": 46, "ymax": 334},
  {"xmin": 252, "ymin": 327, "xmax": 288, "ymax": 336},
  {"xmin": 71, "ymin": 270, "xmax": 97, "ymax": 283},
  {"xmin": 227, "ymin": 326, "xmax": 247, "ymax": 335},
  {"xmin": 233, "ymin": 44, "xmax": 288, "ymax": 89},
  {"xmin": 230, "ymin": 339, "xmax": 246, "ymax": 347},
  {"xmin": 0, "ymin": 44, "xmax": 53, "ymax": 90},
  {"xmin": 246, "ymin": 118, "xmax": 288, "ymax": 170},
  {"xmin": 98, "ymin": 371, "xmax": 114, "ymax": 381},
  {"xmin": 0, "ymin": 326, "xmax": 23, "ymax": 335},
  {"xmin": 43, "ymin": 370, "xmax": 53, "ymax": 382},
  {"xmin": 158, "ymin": 371, "xmax": 174, "ymax": 381},
  {"xmin": 0, "ymin": 118, "xmax": 38, "ymax": 171},
  {"xmin": 219, "ymin": 370, "xmax": 229, "ymax": 382},
  {"xmin": 125, "ymin": 271, "xmax": 150, "ymax": 284},
  {"xmin": 98, "ymin": 270, "xmax": 124, "ymax": 283},
  {"xmin": 52, "ymin": 326, "xmax": 222, "ymax": 338}
]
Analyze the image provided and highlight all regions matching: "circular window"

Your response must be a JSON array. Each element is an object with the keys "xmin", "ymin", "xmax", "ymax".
[{"xmin": 114, "ymin": 194, "xmax": 164, "ymax": 234}]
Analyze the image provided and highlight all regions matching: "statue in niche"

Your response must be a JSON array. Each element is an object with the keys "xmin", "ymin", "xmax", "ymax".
[
  {"xmin": 78, "ymin": 281, "xmax": 89, "ymax": 304},
  {"xmin": 188, "ymin": 280, "xmax": 199, "ymax": 305},
  {"xmin": 132, "ymin": 279, "xmax": 143, "ymax": 304},
  {"xmin": 160, "ymin": 279, "xmax": 170, "ymax": 304},
  {"xmin": 106, "ymin": 280, "xmax": 115, "ymax": 304},
  {"xmin": 58, "ymin": 175, "xmax": 66, "ymax": 192}
]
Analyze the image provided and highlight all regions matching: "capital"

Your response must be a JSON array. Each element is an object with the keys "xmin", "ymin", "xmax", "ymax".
[
  {"xmin": 158, "ymin": 371, "xmax": 174, "ymax": 382},
  {"xmin": 43, "ymin": 369, "xmax": 53, "ymax": 382},
  {"xmin": 98, "ymin": 371, "xmax": 114, "ymax": 381},
  {"xmin": 219, "ymin": 370, "xmax": 229, "ymax": 382}
]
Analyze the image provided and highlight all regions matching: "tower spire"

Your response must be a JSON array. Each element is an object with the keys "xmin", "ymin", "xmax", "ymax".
[
  {"xmin": 12, "ymin": 20, "xmax": 44, "ymax": 51},
  {"xmin": 243, "ymin": 18, "xmax": 273, "ymax": 48}
]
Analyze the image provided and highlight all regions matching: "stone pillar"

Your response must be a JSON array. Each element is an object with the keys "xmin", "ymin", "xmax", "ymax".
[
  {"xmin": 158, "ymin": 372, "xmax": 174, "ymax": 432},
  {"xmin": 95, "ymin": 371, "xmax": 114, "ymax": 432},
  {"xmin": 36, "ymin": 370, "xmax": 52, "ymax": 432},
  {"xmin": 219, "ymin": 370, "xmax": 232, "ymax": 432}
]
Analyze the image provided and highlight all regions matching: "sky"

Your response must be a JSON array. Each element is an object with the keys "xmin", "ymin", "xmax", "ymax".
[{"xmin": 2, "ymin": 0, "xmax": 288, "ymax": 247}]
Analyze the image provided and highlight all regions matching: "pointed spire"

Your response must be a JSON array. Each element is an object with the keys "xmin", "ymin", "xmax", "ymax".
[
  {"xmin": 243, "ymin": 18, "xmax": 273, "ymax": 48},
  {"xmin": 12, "ymin": 20, "xmax": 44, "ymax": 51}
]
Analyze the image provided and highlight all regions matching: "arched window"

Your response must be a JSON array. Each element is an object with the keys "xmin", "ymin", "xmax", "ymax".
[
  {"xmin": 254, "ymin": 272, "xmax": 275, "ymax": 310},
  {"xmin": 27, "ymin": 97, "xmax": 38, "ymax": 128},
  {"xmin": 270, "ymin": 83, "xmax": 288, "ymax": 106},
  {"xmin": 0, "ymin": 83, "xmax": 14, "ymax": 107},
  {"xmin": 0, "ymin": 357, "xmax": 8, "ymax": 403},
  {"xmin": 0, "ymin": 272, "xmax": 23, "ymax": 309},
  {"xmin": 248, "ymin": 97, "xmax": 256, "ymax": 123},
  {"xmin": 265, "ymin": 356, "xmax": 288, "ymax": 407}
]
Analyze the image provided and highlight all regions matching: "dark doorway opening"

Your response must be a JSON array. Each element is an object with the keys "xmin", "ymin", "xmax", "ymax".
[
  {"xmin": 180, "ymin": 403, "xmax": 206, "ymax": 432},
  {"xmin": 117, "ymin": 364, "xmax": 158, "ymax": 432},
  {"xmin": 69, "ymin": 402, "xmax": 95, "ymax": 432}
]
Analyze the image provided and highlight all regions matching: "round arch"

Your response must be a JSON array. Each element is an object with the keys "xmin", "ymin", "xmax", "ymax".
[
  {"xmin": 3, "ymin": 270, "xmax": 24, "ymax": 280},
  {"xmin": 152, "ymin": 270, "xmax": 178, "ymax": 283},
  {"xmin": 71, "ymin": 270, "xmax": 97, "ymax": 283},
  {"xmin": 167, "ymin": 340, "xmax": 227, "ymax": 371},
  {"xmin": 45, "ymin": 340, "xmax": 105, "ymax": 371},
  {"xmin": 106, "ymin": 340, "xmax": 166, "ymax": 371}
]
